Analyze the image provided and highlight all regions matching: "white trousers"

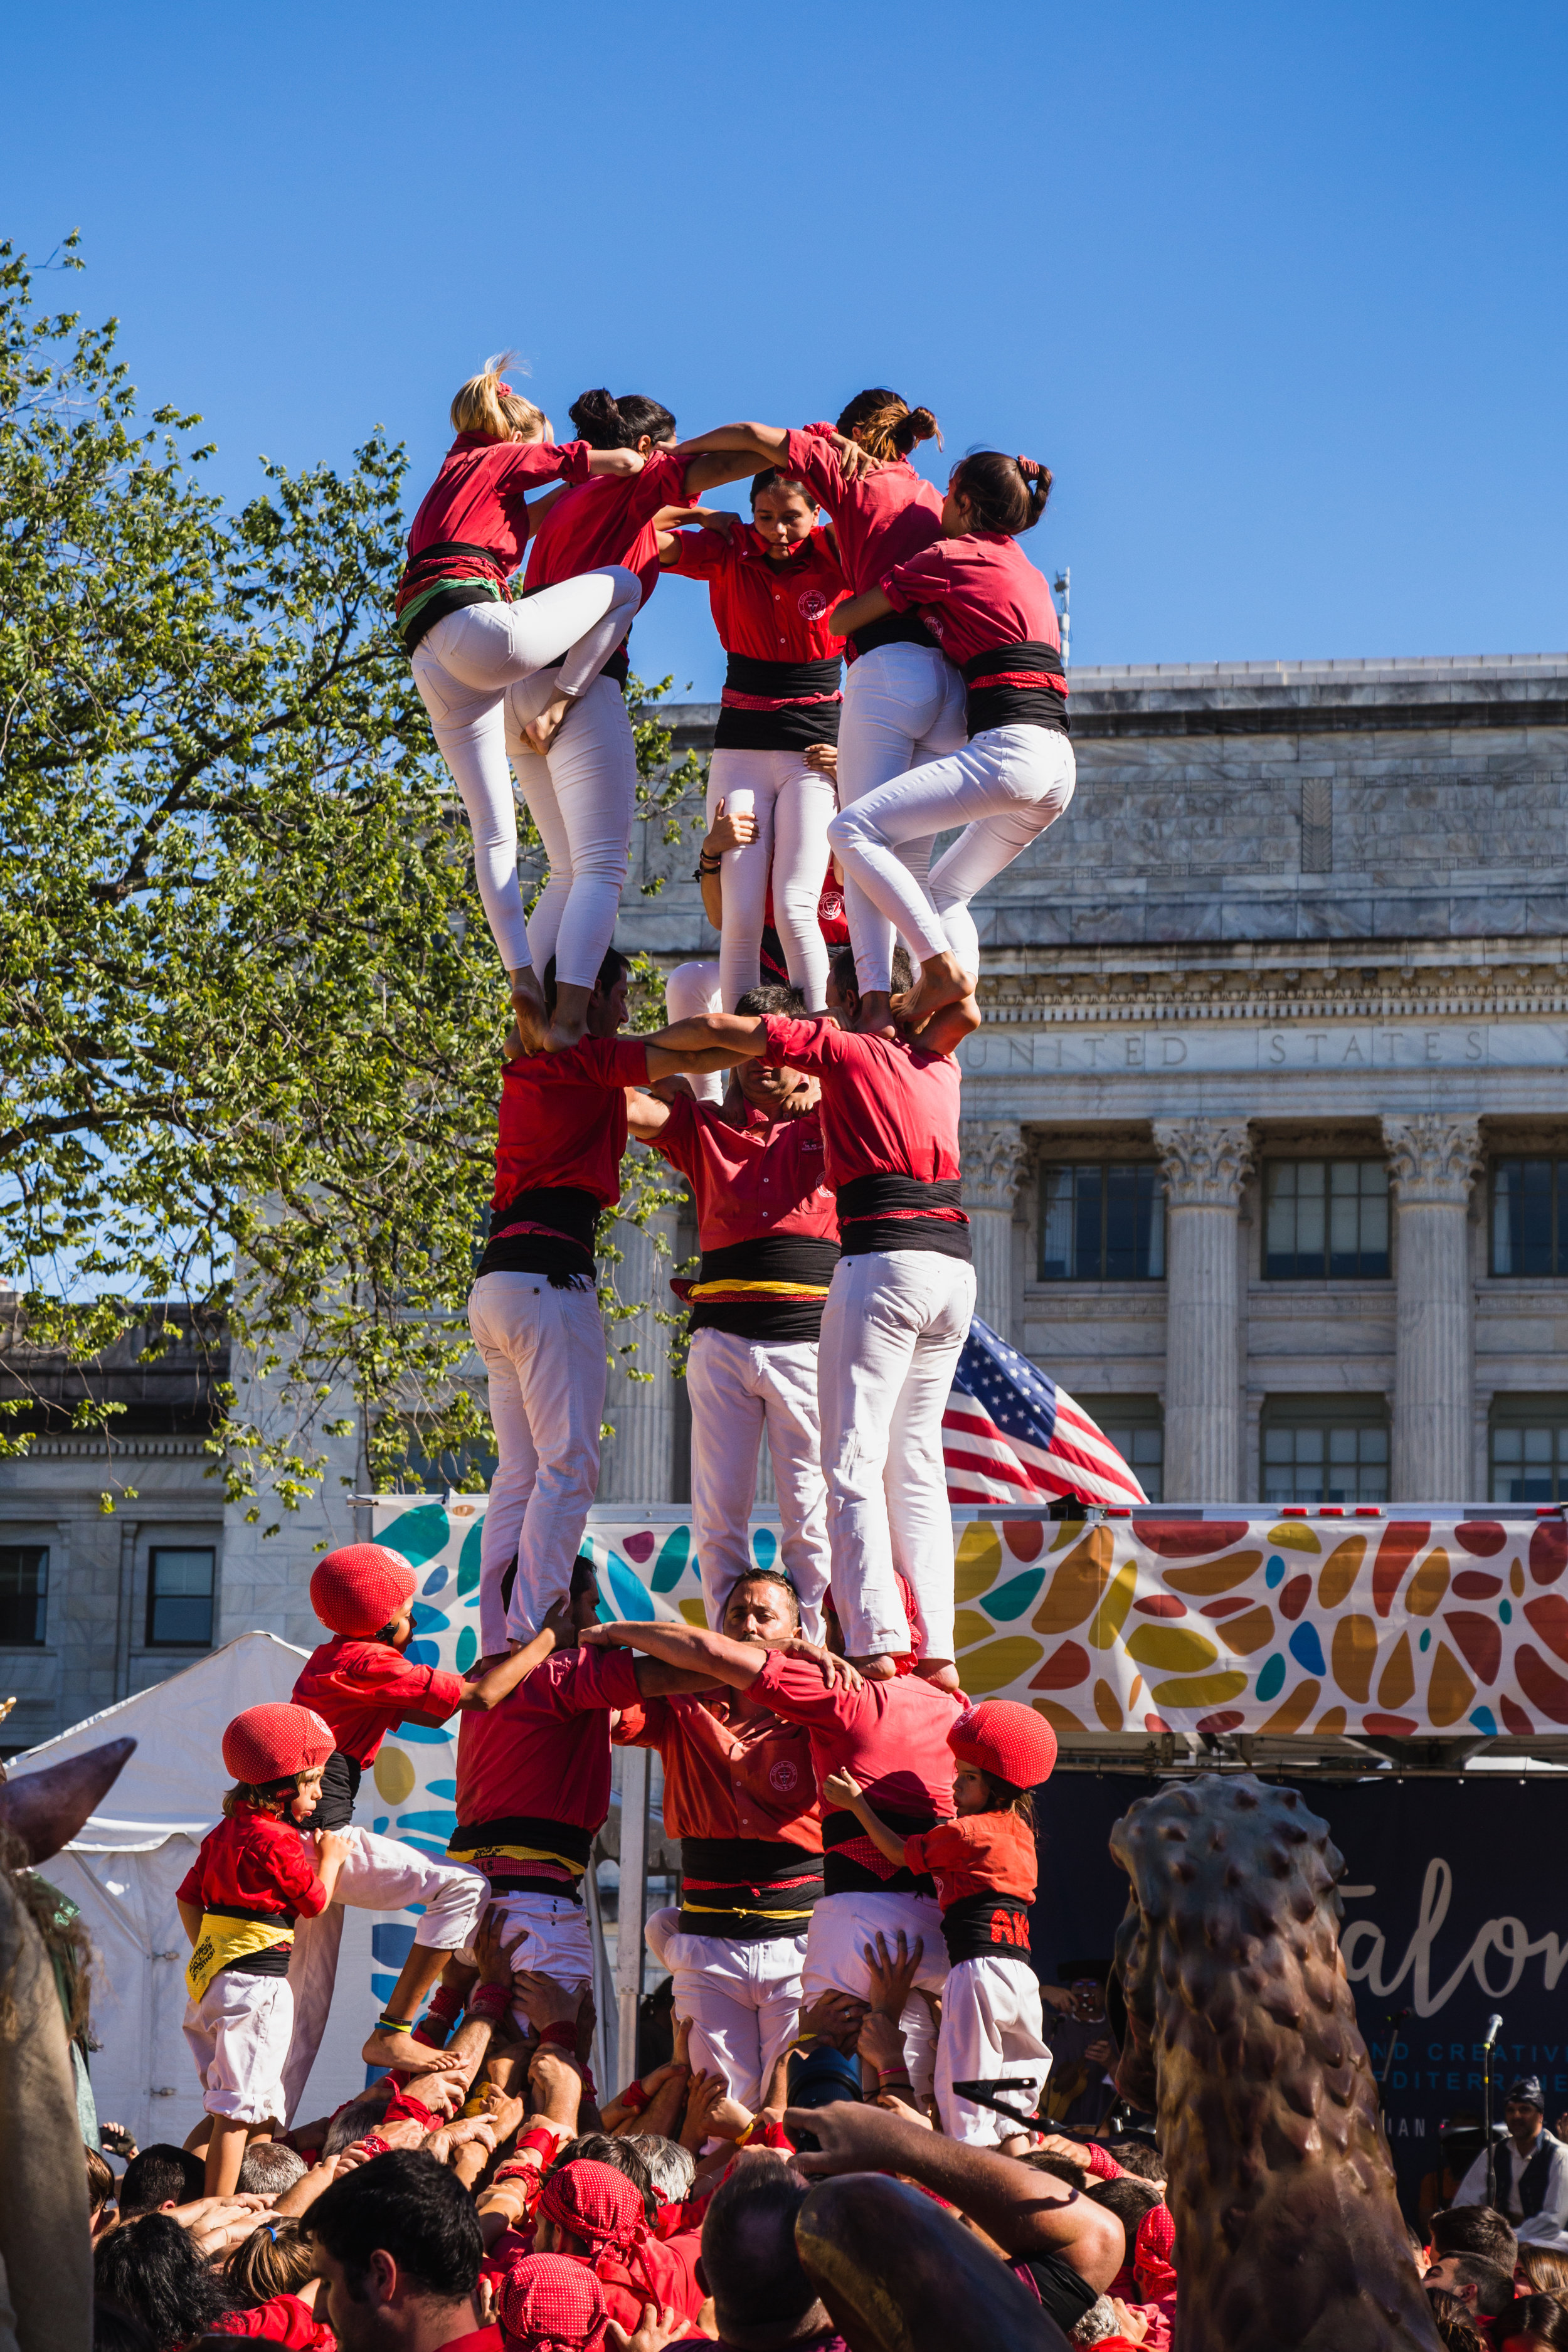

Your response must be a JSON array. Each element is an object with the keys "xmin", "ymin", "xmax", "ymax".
[
  {"xmin": 185, "ymin": 1969, "xmax": 294, "ymax": 2127},
  {"xmin": 466, "ymin": 1890, "xmax": 593, "ymax": 2032},
  {"xmin": 817, "ymin": 1250, "xmax": 975, "ymax": 1659},
  {"xmin": 835, "ymin": 643, "xmax": 965, "ymax": 992},
  {"xmin": 687, "ymin": 1327, "xmax": 830, "ymax": 1639},
  {"xmin": 706, "ymin": 748, "xmax": 837, "ymax": 1011},
  {"xmin": 645, "ymin": 1905, "xmax": 807, "ymax": 2113},
  {"xmin": 508, "ymin": 673, "xmax": 640, "ymax": 990},
  {"xmin": 282, "ymin": 1826, "xmax": 490, "ymax": 2119},
  {"xmin": 663, "ymin": 960, "xmax": 724, "ymax": 1106},
  {"xmin": 831, "ymin": 726, "xmax": 1076, "ymax": 977},
  {"xmin": 469, "ymin": 1271, "xmax": 607, "ymax": 1651},
  {"xmin": 933, "ymin": 1953, "xmax": 1051, "ymax": 2146},
  {"xmin": 800, "ymin": 1889, "xmax": 948, "ymax": 2102},
  {"xmin": 411, "ymin": 572, "xmax": 639, "ymax": 975}
]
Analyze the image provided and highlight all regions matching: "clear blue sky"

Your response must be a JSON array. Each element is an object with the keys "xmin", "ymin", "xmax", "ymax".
[{"xmin": 6, "ymin": 0, "xmax": 1564, "ymax": 697}]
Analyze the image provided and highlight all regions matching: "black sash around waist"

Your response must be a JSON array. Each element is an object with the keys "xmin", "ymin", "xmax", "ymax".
[
  {"xmin": 397, "ymin": 540, "xmax": 511, "ymax": 657},
  {"xmin": 716, "ymin": 653, "xmax": 842, "ymax": 751},
  {"xmin": 203, "ymin": 1902, "xmax": 298, "ymax": 1978},
  {"xmin": 836, "ymin": 1173, "xmax": 972, "ymax": 1264},
  {"xmin": 960, "ymin": 640, "xmax": 1069, "ymax": 739},
  {"xmin": 822, "ymin": 1804, "xmax": 940, "ymax": 1899},
  {"xmin": 682, "ymin": 1233, "xmax": 840, "ymax": 1342},
  {"xmin": 522, "ymin": 583, "xmax": 630, "ymax": 686},
  {"xmin": 448, "ymin": 1813, "xmax": 593, "ymax": 1900},
  {"xmin": 850, "ymin": 610, "xmax": 945, "ymax": 659},
  {"xmin": 941, "ymin": 1889, "xmax": 1034, "ymax": 1967},
  {"xmin": 475, "ymin": 1185, "xmax": 600, "ymax": 1289},
  {"xmin": 679, "ymin": 1836, "xmax": 825, "ymax": 1941}
]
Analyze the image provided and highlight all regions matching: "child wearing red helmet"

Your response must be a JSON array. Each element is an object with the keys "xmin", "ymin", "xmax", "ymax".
[
  {"xmin": 824, "ymin": 1695, "xmax": 1056, "ymax": 2145},
  {"xmin": 177, "ymin": 1703, "xmax": 349, "ymax": 2195},
  {"xmin": 285, "ymin": 1542, "xmax": 569, "ymax": 2101}
]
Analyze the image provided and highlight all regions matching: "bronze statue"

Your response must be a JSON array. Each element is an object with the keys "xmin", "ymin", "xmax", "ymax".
[
  {"xmin": 797, "ymin": 2174, "xmax": 1073, "ymax": 2352},
  {"xmin": 1111, "ymin": 1771, "xmax": 1441, "ymax": 2352}
]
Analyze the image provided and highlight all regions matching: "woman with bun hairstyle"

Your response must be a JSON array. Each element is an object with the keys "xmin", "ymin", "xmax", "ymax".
[
  {"xmin": 658, "ymin": 467, "xmax": 847, "ymax": 1011},
  {"xmin": 826, "ymin": 451, "xmax": 1073, "ymax": 1028},
  {"xmin": 514, "ymin": 389, "xmax": 774, "ymax": 1051},
  {"xmin": 396, "ymin": 358, "xmax": 647, "ymax": 1037},
  {"xmin": 674, "ymin": 393, "xmax": 964, "ymax": 1030}
]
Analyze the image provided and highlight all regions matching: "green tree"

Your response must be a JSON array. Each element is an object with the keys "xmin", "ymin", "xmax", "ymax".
[{"xmin": 0, "ymin": 236, "xmax": 702, "ymax": 1528}]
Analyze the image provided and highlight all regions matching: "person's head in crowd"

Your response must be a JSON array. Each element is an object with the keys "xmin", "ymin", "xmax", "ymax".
[
  {"xmin": 541, "ymin": 2135, "xmax": 658, "ymax": 2227},
  {"xmin": 235, "ymin": 2139, "xmax": 307, "ymax": 2196},
  {"xmin": 1430, "ymin": 2206, "xmax": 1520, "ymax": 2272},
  {"xmin": 729, "ymin": 986, "xmax": 818, "ymax": 1118},
  {"xmin": 748, "ymin": 469, "xmax": 820, "ymax": 558},
  {"xmin": 541, "ymin": 946, "xmax": 630, "ymax": 1039},
  {"xmin": 1405, "ymin": 2217, "xmax": 1431, "ymax": 2279},
  {"xmin": 305, "ymin": 2151, "xmax": 482, "ymax": 2352},
  {"xmin": 1424, "ymin": 2253, "xmax": 1515, "ymax": 2326},
  {"xmin": 323, "ymin": 2091, "xmax": 393, "ymax": 2159},
  {"xmin": 497, "ymin": 2253, "xmax": 608, "ymax": 2352},
  {"xmin": 1022, "ymin": 2152, "xmax": 1088, "ymax": 2194},
  {"xmin": 1433, "ymin": 2309, "xmax": 1496, "ymax": 2352},
  {"xmin": 533, "ymin": 2159, "xmax": 657, "ymax": 2281},
  {"xmin": 697, "ymin": 2156, "xmax": 831, "ymax": 2351},
  {"xmin": 1071, "ymin": 2298, "xmax": 1131, "ymax": 2346},
  {"xmin": 225, "ymin": 2217, "xmax": 319, "ymax": 2309},
  {"xmin": 948, "ymin": 1699, "xmax": 1056, "ymax": 1829},
  {"xmin": 1106, "ymin": 2137, "xmax": 1166, "ymax": 2188},
  {"xmin": 93, "ymin": 2306, "xmax": 156, "ymax": 2352},
  {"xmin": 1500, "ymin": 2294, "xmax": 1568, "ymax": 2352},
  {"xmin": 1056, "ymin": 1961, "xmax": 1111, "ymax": 2024},
  {"xmin": 623, "ymin": 2134, "xmax": 696, "ymax": 2205},
  {"xmin": 93, "ymin": 2212, "xmax": 233, "ymax": 2351},
  {"xmin": 826, "ymin": 942, "xmax": 914, "ymax": 1027},
  {"xmin": 116, "ymin": 2144, "xmax": 205, "ymax": 2218},
  {"xmin": 1518, "ymin": 2244, "xmax": 1568, "ymax": 2300},
  {"xmin": 1506, "ymin": 2076, "xmax": 1549, "ymax": 2155},
  {"xmin": 1086, "ymin": 2175, "xmax": 1163, "ymax": 2241},
  {"xmin": 722, "ymin": 1569, "xmax": 803, "ymax": 1651},
  {"xmin": 85, "ymin": 2144, "xmax": 117, "ymax": 2240}
]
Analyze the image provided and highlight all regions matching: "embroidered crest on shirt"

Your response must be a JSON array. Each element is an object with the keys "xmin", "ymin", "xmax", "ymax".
[
  {"xmin": 797, "ymin": 588, "xmax": 829, "ymax": 621},
  {"xmin": 768, "ymin": 1760, "xmax": 801, "ymax": 1793}
]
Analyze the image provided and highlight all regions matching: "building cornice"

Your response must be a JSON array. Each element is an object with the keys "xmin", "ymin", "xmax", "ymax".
[{"xmin": 975, "ymin": 941, "xmax": 1568, "ymax": 1026}]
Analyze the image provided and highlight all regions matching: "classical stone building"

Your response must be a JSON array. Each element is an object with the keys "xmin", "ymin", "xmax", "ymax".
[{"xmin": 7, "ymin": 651, "xmax": 1568, "ymax": 1741}]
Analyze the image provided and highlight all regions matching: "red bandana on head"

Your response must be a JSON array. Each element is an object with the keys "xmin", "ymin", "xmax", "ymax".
[
  {"xmin": 1134, "ymin": 2201, "xmax": 1177, "ymax": 2300},
  {"xmin": 538, "ymin": 2161, "xmax": 659, "ymax": 2299},
  {"xmin": 497, "ymin": 2252, "xmax": 608, "ymax": 2352}
]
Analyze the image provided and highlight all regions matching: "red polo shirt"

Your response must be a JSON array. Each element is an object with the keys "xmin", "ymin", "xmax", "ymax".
[
  {"xmin": 176, "ymin": 1804, "xmax": 328, "ymax": 1922},
  {"xmin": 524, "ymin": 446, "xmax": 696, "ymax": 608},
  {"xmin": 492, "ymin": 1037, "xmax": 649, "ymax": 1212},
  {"xmin": 665, "ymin": 522, "xmax": 847, "ymax": 664},
  {"xmin": 882, "ymin": 532, "xmax": 1066, "ymax": 696},
  {"xmin": 452, "ymin": 1645, "xmax": 643, "ymax": 1886},
  {"xmin": 613, "ymin": 1688, "xmax": 822, "ymax": 1852},
  {"xmin": 781, "ymin": 428, "xmax": 944, "ymax": 595},
  {"xmin": 404, "ymin": 435, "xmax": 596, "ymax": 585},
  {"xmin": 648, "ymin": 1097, "xmax": 837, "ymax": 1253},
  {"xmin": 756, "ymin": 1017, "xmax": 961, "ymax": 1190},
  {"xmin": 292, "ymin": 1637, "xmax": 465, "ymax": 1769},
  {"xmin": 903, "ymin": 1812, "xmax": 1037, "ymax": 1912},
  {"xmin": 750, "ymin": 1654, "xmax": 961, "ymax": 1828}
]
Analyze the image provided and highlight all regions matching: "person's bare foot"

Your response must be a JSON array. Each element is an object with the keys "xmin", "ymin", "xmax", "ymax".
[
  {"xmin": 913, "ymin": 1658, "xmax": 961, "ymax": 1693},
  {"xmin": 543, "ymin": 1017, "xmax": 587, "ymax": 1054},
  {"xmin": 521, "ymin": 692, "xmax": 573, "ymax": 755},
  {"xmin": 361, "ymin": 2026, "xmax": 465, "ymax": 2078},
  {"xmin": 891, "ymin": 952, "xmax": 976, "ymax": 1030},
  {"xmin": 853, "ymin": 989, "xmax": 898, "ymax": 1037},
  {"xmin": 846, "ymin": 1653, "xmax": 900, "ymax": 1681},
  {"xmin": 509, "ymin": 969, "xmax": 546, "ymax": 1051}
]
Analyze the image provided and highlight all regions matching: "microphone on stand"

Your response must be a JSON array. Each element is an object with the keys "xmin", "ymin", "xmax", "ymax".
[
  {"xmin": 1482, "ymin": 2015, "xmax": 1505, "ymax": 2210},
  {"xmin": 1483, "ymin": 2014, "xmax": 1504, "ymax": 2052}
]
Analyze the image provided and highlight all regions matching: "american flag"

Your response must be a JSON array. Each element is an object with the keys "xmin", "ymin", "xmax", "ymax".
[{"xmin": 943, "ymin": 1316, "xmax": 1149, "ymax": 1509}]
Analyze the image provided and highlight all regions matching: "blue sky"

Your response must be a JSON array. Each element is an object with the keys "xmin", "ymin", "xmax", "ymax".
[{"xmin": 5, "ymin": 0, "xmax": 1564, "ymax": 698}]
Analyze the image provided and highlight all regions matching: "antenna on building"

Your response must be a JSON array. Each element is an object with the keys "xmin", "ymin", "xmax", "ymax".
[{"xmin": 1053, "ymin": 568, "xmax": 1071, "ymax": 669}]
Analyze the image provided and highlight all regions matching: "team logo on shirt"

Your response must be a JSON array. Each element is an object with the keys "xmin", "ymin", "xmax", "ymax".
[
  {"xmin": 768, "ymin": 1759, "xmax": 800, "ymax": 1793},
  {"xmin": 797, "ymin": 588, "xmax": 829, "ymax": 622}
]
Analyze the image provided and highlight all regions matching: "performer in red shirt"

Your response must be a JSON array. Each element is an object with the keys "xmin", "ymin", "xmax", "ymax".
[
  {"xmin": 828, "ymin": 450, "xmax": 1074, "ymax": 1029},
  {"xmin": 617, "ymin": 1567, "xmax": 826, "ymax": 2112},
  {"xmin": 397, "ymin": 359, "xmax": 645, "ymax": 1030},
  {"xmin": 467, "ymin": 945, "xmax": 736, "ymax": 1651},
  {"xmin": 674, "ymin": 392, "xmax": 965, "ymax": 1029},
  {"xmin": 646, "ymin": 950, "xmax": 977, "ymax": 1678},
  {"xmin": 633, "ymin": 982, "xmax": 837, "ymax": 1637},
  {"xmin": 827, "ymin": 1697, "xmax": 1057, "ymax": 2146},
  {"xmin": 659, "ymin": 470, "xmax": 847, "ymax": 1011},
  {"xmin": 176, "ymin": 1704, "xmax": 347, "ymax": 2192},
  {"xmin": 511, "ymin": 388, "xmax": 762, "ymax": 1052},
  {"xmin": 583, "ymin": 1587, "xmax": 961, "ymax": 2100}
]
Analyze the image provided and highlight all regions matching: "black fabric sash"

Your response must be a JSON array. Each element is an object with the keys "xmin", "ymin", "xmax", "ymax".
[
  {"xmin": 401, "ymin": 538, "xmax": 509, "ymax": 595},
  {"xmin": 401, "ymin": 581, "xmax": 499, "ymax": 657},
  {"xmin": 714, "ymin": 701, "xmax": 840, "ymax": 751},
  {"xmin": 958, "ymin": 642, "xmax": 1066, "ymax": 687},
  {"xmin": 476, "ymin": 1185, "xmax": 600, "ymax": 1289},
  {"xmin": 679, "ymin": 1837, "xmax": 824, "ymax": 1940},
  {"xmin": 692, "ymin": 1235, "xmax": 840, "ymax": 1289},
  {"xmin": 204, "ymin": 1901, "xmax": 300, "ymax": 1929},
  {"xmin": 397, "ymin": 540, "xmax": 511, "ymax": 655},
  {"xmin": 837, "ymin": 1174, "xmax": 972, "ymax": 1264},
  {"xmin": 724, "ymin": 654, "xmax": 842, "ymax": 701},
  {"xmin": 448, "ymin": 1813, "xmax": 595, "ymax": 1867},
  {"xmin": 940, "ymin": 1890, "xmax": 1034, "ymax": 1967},
  {"xmin": 960, "ymin": 640, "xmax": 1069, "ymax": 739},
  {"xmin": 682, "ymin": 1234, "xmax": 838, "ymax": 1342},
  {"xmin": 822, "ymin": 1804, "xmax": 939, "ymax": 1897},
  {"xmin": 851, "ymin": 610, "xmax": 944, "ymax": 659}
]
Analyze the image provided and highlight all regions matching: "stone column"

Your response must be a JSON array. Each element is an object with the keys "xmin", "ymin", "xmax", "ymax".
[
  {"xmin": 960, "ymin": 1120, "xmax": 1030, "ymax": 1342},
  {"xmin": 599, "ymin": 1206, "xmax": 681, "ymax": 1505},
  {"xmin": 1381, "ymin": 1113, "xmax": 1483, "ymax": 1503},
  {"xmin": 1153, "ymin": 1119, "xmax": 1255, "ymax": 1503}
]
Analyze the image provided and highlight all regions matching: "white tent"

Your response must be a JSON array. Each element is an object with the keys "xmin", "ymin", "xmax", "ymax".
[{"xmin": 11, "ymin": 1634, "xmax": 375, "ymax": 2153}]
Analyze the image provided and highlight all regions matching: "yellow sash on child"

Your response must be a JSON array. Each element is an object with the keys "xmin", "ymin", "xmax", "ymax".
[{"xmin": 186, "ymin": 1910, "xmax": 295, "ymax": 2001}]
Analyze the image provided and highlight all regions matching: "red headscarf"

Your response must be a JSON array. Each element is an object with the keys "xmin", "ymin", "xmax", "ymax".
[
  {"xmin": 497, "ymin": 2254, "xmax": 608, "ymax": 2352},
  {"xmin": 538, "ymin": 2162, "xmax": 660, "ymax": 2301},
  {"xmin": 1134, "ymin": 2202, "xmax": 1177, "ymax": 2301}
]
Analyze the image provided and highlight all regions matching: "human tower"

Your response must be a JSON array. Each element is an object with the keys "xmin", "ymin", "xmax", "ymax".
[{"xmin": 179, "ymin": 366, "xmax": 1072, "ymax": 2193}]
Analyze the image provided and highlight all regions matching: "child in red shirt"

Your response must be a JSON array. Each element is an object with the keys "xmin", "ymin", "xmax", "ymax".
[
  {"xmin": 177, "ymin": 1703, "xmax": 348, "ymax": 2194},
  {"xmin": 288, "ymin": 1542, "xmax": 569, "ymax": 2095},
  {"xmin": 825, "ymin": 1696, "xmax": 1057, "ymax": 2145}
]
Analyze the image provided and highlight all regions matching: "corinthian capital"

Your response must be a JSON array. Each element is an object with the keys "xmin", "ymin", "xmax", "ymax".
[
  {"xmin": 1380, "ymin": 1113, "xmax": 1483, "ymax": 1206},
  {"xmin": 960, "ymin": 1119, "xmax": 1030, "ymax": 1213},
  {"xmin": 1153, "ymin": 1117, "xmax": 1255, "ymax": 1209}
]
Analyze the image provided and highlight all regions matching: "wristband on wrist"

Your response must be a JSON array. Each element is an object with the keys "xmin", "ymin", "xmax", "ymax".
[
  {"xmin": 619, "ymin": 2078, "xmax": 650, "ymax": 2114},
  {"xmin": 1084, "ymin": 2142, "xmax": 1124, "ymax": 2181},
  {"xmin": 466, "ymin": 1981, "xmax": 511, "ymax": 2022},
  {"xmin": 373, "ymin": 2014, "xmax": 410, "ymax": 2037},
  {"xmin": 538, "ymin": 2019, "xmax": 578, "ymax": 2053}
]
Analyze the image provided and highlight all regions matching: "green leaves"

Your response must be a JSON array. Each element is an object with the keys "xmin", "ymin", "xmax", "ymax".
[{"xmin": 0, "ymin": 239, "xmax": 704, "ymax": 1522}]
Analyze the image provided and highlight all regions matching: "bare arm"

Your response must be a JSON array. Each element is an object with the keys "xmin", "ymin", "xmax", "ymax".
[
  {"xmin": 625, "ymin": 1089, "xmax": 674, "ymax": 1142},
  {"xmin": 635, "ymin": 1656, "xmax": 731, "ymax": 1697},
  {"xmin": 458, "ymin": 1597, "xmax": 573, "ymax": 1710},
  {"xmin": 177, "ymin": 1897, "xmax": 202, "ymax": 1944},
  {"xmin": 586, "ymin": 1619, "xmax": 767, "ymax": 1691},
  {"xmin": 830, "ymin": 585, "xmax": 894, "ymax": 638},
  {"xmin": 909, "ymin": 995, "xmax": 981, "ymax": 1057},
  {"xmin": 524, "ymin": 483, "xmax": 569, "ymax": 538},
  {"xmin": 821, "ymin": 1769, "xmax": 906, "ymax": 1870},
  {"xmin": 646, "ymin": 1012, "xmax": 770, "ymax": 1063},
  {"xmin": 674, "ymin": 421, "xmax": 791, "ymax": 467}
]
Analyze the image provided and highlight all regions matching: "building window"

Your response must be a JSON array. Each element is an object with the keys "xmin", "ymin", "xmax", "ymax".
[
  {"xmin": 1490, "ymin": 1397, "xmax": 1568, "ymax": 1503},
  {"xmin": 0, "ymin": 1547, "xmax": 48, "ymax": 1645},
  {"xmin": 1092, "ymin": 1397, "xmax": 1165, "ymax": 1503},
  {"xmin": 1264, "ymin": 1160, "xmax": 1390, "ymax": 1279},
  {"xmin": 1260, "ymin": 1396, "xmax": 1389, "ymax": 1503},
  {"xmin": 1039, "ymin": 1164, "xmax": 1165, "ymax": 1281},
  {"xmin": 146, "ymin": 1547, "xmax": 215, "ymax": 1647},
  {"xmin": 1492, "ymin": 1159, "xmax": 1568, "ymax": 1276}
]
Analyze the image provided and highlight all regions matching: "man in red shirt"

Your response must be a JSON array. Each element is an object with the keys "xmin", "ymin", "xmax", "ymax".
[
  {"xmin": 645, "ymin": 953, "xmax": 977, "ymax": 1684},
  {"xmin": 633, "ymin": 981, "xmax": 836, "ymax": 1639},
  {"xmin": 468, "ymin": 944, "xmax": 734, "ymax": 1654},
  {"xmin": 305, "ymin": 2150, "xmax": 501, "ymax": 2352}
]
